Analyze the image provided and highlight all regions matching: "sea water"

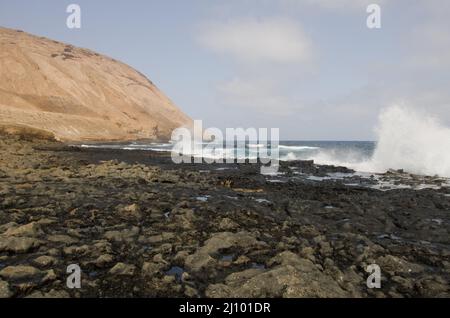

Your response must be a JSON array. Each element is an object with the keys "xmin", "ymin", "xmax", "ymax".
[{"xmin": 80, "ymin": 106, "xmax": 450, "ymax": 178}]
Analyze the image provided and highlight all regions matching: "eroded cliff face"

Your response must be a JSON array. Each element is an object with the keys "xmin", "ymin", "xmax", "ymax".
[{"xmin": 0, "ymin": 27, "xmax": 192, "ymax": 141}]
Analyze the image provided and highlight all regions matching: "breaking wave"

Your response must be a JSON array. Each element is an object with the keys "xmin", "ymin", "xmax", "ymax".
[
  {"xmin": 280, "ymin": 105, "xmax": 450, "ymax": 177},
  {"xmin": 79, "ymin": 105, "xmax": 450, "ymax": 177},
  {"xmin": 364, "ymin": 105, "xmax": 450, "ymax": 177}
]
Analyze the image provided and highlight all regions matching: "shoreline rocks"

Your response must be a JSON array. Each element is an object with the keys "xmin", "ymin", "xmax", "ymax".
[{"xmin": 0, "ymin": 133, "xmax": 449, "ymax": 298}]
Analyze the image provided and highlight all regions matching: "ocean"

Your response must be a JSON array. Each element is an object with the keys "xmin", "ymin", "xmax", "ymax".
[
  {"xmin": 81, "ymin": 140, "xmax": 375, "ymax": 170},
  {"xmin": 81, "ymin": 106, "xmax": 450, "ymax": 178},
  {"xmin": 80, "ymin": 139, "xmax": 450, "ymax": 191}
]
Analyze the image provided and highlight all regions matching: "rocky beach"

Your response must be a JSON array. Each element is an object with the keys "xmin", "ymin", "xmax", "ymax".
[{"xmin": 0, "ymin": 132, "xmax": 449, "ymax": 298}]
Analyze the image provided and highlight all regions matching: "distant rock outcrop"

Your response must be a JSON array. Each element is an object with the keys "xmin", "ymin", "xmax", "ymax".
[{"xmin": 0, "ymin": 27, "xmax": 192, "ymax": 141}]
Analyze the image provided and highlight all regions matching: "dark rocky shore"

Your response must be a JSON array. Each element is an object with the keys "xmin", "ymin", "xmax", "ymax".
[{"xmin": 0, "ymin": 133, "xmax": 449, "ymax": 298}]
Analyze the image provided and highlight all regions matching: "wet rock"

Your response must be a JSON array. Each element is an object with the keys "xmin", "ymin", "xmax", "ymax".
[
  {"xmin": 173, "ymin": 251, "xmax": 189, "ymax": 264},
  {"xmin": 340, "ymin": 267, "xmax": 364, "ymax": 297},
  {"xmin": 47, "ymin": 248, "xmax": 60, "ymax": 257},
  {"xmin": 92, "ymin": 240, "xmax": 113, "ymax": 254},
  {"xmin": 118, "ymin": 203, "xmax": 142, "ymax": 219},
  {"xmin": 0, "ymin": 236, "xmax": 41, "ymax": 253},
  {"xmin": 104, "ymin": 227, "xmax": 140, "ymax": 242},
  {"xmin": 206, "ymin": 251, "xmax": 349, "ymax": 298},
  {"xmin": 298, "ymin": 225, "xmax": 321, "ymax": 238},
  {"xmin": 63, "ymin": 245, "xmax": 90, "ymax": 256},
  {"xmin": 0, "ymin": 222, "xmax": 18, "ymax": 233},
  {"xmin": 234, "ymin": 255, "xmax": 251, "ymax": 265},
  {"xmin": 47, "ymin": 234, "xmax": 79, "ymax": 245},
  {"xmin": 109, "ymin": 263, "xmax": 136, "ymax": 276},
  {"xmin": 185, "ymin": 231, "xmax": 261, "ymax": 272},
  {"xmin": 42, "ymin": 269, "xmax": 57, "ymax": 283},
  {"xmin": 33, "ymin": 256, "xmax": 57, "ymax": 267},
  {"xmin": 153, "ymin": 253, "xmax": 169, "ymax": 264},
  {"xmin": 0, "ymin": 265, "xmax": 44, "ymax": 281},
  {"xmin": 142, "ymin": 262, "xmax": 165, "ymax": 277},
  {"xmin": 184, "ymin": 285, "xmax": 199, "ymax": 298},
  {"xmin": 205, "ymin": 284, "xmax": 233, "ymax": 298},
  {"xmin": 318, "ymin": 241, "xmax": 333, "ymax": 257},
  {"xmin": 376, "ymin": 255, "xmax": 424, "ymax": 275},
  {"xmin": 162, "ymin": 275, "xmax": 176, "ymax": 284},
  {"xmin": 415, "ymin": 276, "xmax": 449, "ymax": 297},
  {"xmin": 94, "ymin": 254, "xmax": 114, "ymax": 268},
  {"xmin": 148, "ymin": 232, "xmax": 175, "ymax": 244},
  {"xmin": 391, "ymin": 275, "xmax": 414, "ymax": 294},
  {"xmin": 0, "ymin": 280, "xmax": 12, "ymax": 298},
  {"xmin": 157, "ymin": 243, "xmax": 173, "ymax": 254},
  {"xmin": 299, "ymin": 246, "xmax": 316, "ymax": 262},
  {"xmin": 3, "ymin": 222, "xmax": 44, "ymax": 237},
  {"xmin": 218, "ymin": 218, "xmax": 239, "ymax": 231},
  {"xmin": 181, "ymin": 272, "xmax": 191, "ymax": 282},
  {"xmin": 36, "ymin": 218, "xmax": 57, "ymax": 226},
  {"xmin": 1, "ymin": 134, "xmax": 449, "ymax": 298},
  {"xmin": 26, "ymin": 289, "xmax": 70, "ymax": 298},
  {"xmin": 225, "ymin": 268, "xmax": 264, "ymax": 284}
]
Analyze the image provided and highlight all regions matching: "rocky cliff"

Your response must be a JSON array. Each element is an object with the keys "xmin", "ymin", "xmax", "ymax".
[{"xmin": 0, "ymin": 27, "xmax": 192, "ymax": 141}]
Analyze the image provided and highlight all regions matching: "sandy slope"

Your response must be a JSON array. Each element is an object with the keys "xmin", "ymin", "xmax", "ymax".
[{"xmin": 0, "ymin": 27, "xmax": 192, "ymax": 141}]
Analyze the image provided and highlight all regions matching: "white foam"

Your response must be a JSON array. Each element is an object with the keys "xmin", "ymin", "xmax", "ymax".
[
  {"xmin": 278, "ymin": 145, "xmax": 319, "ymax": 151},
  {"xmin": 79, "ymin": 105, "xmax": 450, "ymax": 179},
  {"xmin": 280, "ymin": 147, "xmax": 371, "ymax": 169},
  {"xmin": 280, "ymin": 105, "xmax": 450, "ymax": 178},
  {"xmin": 248, "ymin": 143, "xmax": 265, "ymax": 148},
  {"xmin": 363, "ymin": 105, "xmax": 450, "ymax": 178},
  {"xmin": 195, "ymin": 195, "xmax": 210, "ymax": 202},
  {"xmin": 254, "ymin": 198, "xmax": 271, "ymax": 204}
]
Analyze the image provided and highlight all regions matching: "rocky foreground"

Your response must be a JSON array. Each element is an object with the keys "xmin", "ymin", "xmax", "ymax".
[{"xmin": 0, "ymin": 133, "xmax": 449, "ymax": 298}]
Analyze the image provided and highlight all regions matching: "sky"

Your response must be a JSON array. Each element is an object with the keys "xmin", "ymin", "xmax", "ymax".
[{"xmin": 1, "ymin": 0, "xmax": 449, "ymax": 140}]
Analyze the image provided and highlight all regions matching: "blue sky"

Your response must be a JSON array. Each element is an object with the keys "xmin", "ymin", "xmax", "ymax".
[{"xmin": 1, "ymin": 0, "xmax": 449, "ymax": 140}]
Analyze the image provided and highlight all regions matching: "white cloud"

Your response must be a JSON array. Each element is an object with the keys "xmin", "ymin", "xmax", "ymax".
[
  {"xmin": 217, "ymin": 77, "xmax": 298, "ymax": 115},
  {"xmin": 406, "ymin": 22, "xmax": 450, "ymax": 70},
  {"xmin": 282, "ymin": 0, "xmax": 386, "ymax": 11},
  {"xmin": 198, "ymin": 17, "xmax": 313, "ymax": 64},
  {"xmin": 196, "ymin": 1, "xmax": 450, "ymax": 139}
]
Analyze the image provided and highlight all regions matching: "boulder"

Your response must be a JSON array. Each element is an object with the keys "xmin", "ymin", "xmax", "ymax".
[
  {"xmin": 185, "ymin": 232, "xmax": 261, "ymax": 272},
  {"xmin": 0, "ymin": 280, "xmax": 12, "ymax": 298},
  {"xmin": 109, "ymin": 263, "xmax": 136, "ymax": 276},
  {"xmin": 206, "ymin": 251, "xmax": 349, "ymax": 298},
  {"xmin": 3, "ymin": 222, "xmax": 44, "ymax": 237},
  {"xmin": 0, "ymin": 236, "xmax": 41, "ymax": 253}
]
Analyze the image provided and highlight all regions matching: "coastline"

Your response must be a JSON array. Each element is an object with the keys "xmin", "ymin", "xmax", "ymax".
[{"xmin": 0, "ymin": 133, "xmax": 449, "ymax": 298}]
